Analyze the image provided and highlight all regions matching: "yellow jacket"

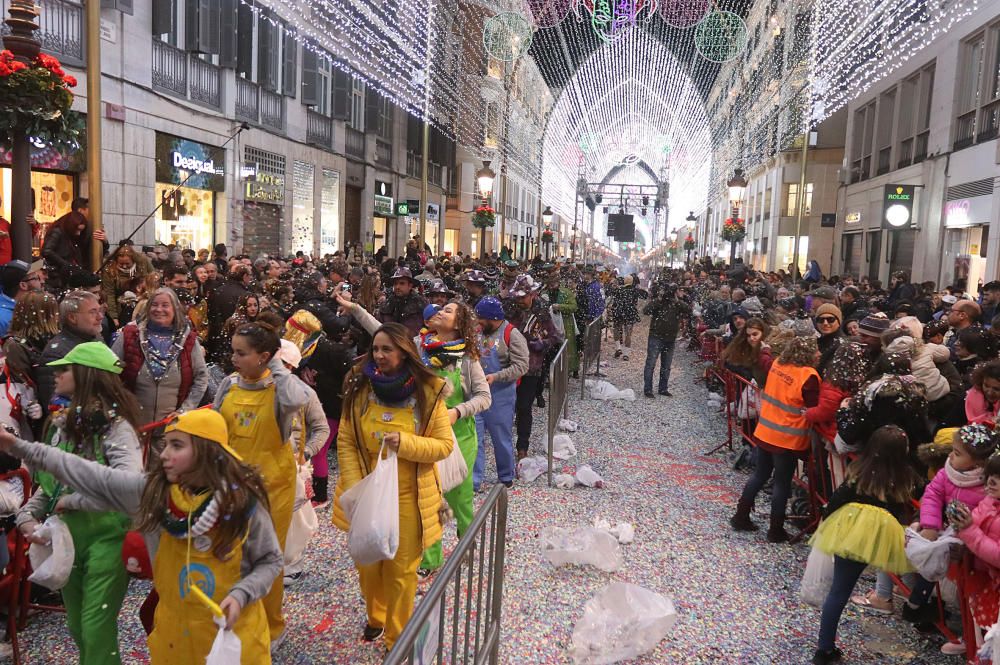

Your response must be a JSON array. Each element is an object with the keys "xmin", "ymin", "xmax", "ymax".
[{"xmin": 332, "ymin": 372, "xmax": 453, "ymax": 549}]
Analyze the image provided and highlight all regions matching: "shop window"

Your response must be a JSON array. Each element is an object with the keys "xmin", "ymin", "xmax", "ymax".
[
  {"xmin": 320, "ymin": 168, "xmax": 340, "ymax": 255},
  {"xmin": 954, "ymin": 26, "xmax": 1000, "ymax": 150},
  {"xmin": 785, "ymin": 183, "xmax": 813, "ymax": 216},
  {"xmin": 851, "ymin": 102, "xmax": 876, "ymax": 182},
  {"xmin": 897, "ymin": 64, "xmax": 935, "ymax": 167},
  {"xmin": 292, "ymin": 161, "xmax": 315, "ymax": 255},
  {"xmin": 348, "ymin": 79, "xmax": 366, "ymax": 131},
  {"xmin": 155, "ymin": 183, "xmax": 215, "ymax": 251}
]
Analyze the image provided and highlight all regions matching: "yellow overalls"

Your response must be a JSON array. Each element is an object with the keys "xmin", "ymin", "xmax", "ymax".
[
  {"xmin": 146, "ymin": 507, "xmax": 270, "ymax": 662},
  {"xmin": 219, "ymin": 379, "xmax": 296, "ymax": 641},
  {"xmin": 355, "ymin": 400, "xmax": 423, "ymax": 650}
]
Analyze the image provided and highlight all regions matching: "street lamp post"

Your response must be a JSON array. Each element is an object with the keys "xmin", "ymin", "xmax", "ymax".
[
  {"xmin": 475, "ymin": 161, "xmax": 495, "ymax": 259},
  {"xmin": 727, "ymin": 169, "xmax": 747, "ymax": 265},
  {"xmin": 541, "ymin": 205, "xmax": 553, "ymax": 261},
  {"xmin": 685, "ymin": 211, "xmax": 697, "ymax": 266}
]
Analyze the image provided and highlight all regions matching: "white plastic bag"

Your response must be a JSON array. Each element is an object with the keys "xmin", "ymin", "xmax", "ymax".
[
  {"xmin": 553, "ymin": 473, "xmax": 577, "ymax": 489},
  {"xmin": 516, "ymin": 456, "xmax": 548, "ymax": 483},
  {"xmin": 904, "ymin": 527, "xmax": 962, "ymax": 582},
  {"xmin": 571, "ymin": 583, "xmax": 677, "ymax": 665},
  {"xmin": 799, "ymin": 546, "xmax": 834, "ymax": 607},
  {"xmin": 540, "ymin": 526, "xmax": 623, "ymax": 572},
  {"xmin": 284, "ymin": 497, "xmax": 319, "ymax": 567},
  {"xmin": 27, "ymin": 515, "xmax": 74, "ymax": 591},
  {"xmin": 575, "ymin": 465, "xmax": 604, "ymax": 488},
  {"xmin": 205, "ymin": 616, "xmax": 241, "ymax": 664},
  {"xmin": 550, "ymin": 306, "xmax": 566, "ymax": 337},
  {"xmin": 551, "ymin": 434, "xmax": 577, "ymax": 460},
  {"xmin": 436, "ymin": 431, "xmax": 468, "ymax": 492},
  {"xmin": 345, "ymin": 444, "xmax": 400, "ymax": 565},
  {"xmin": 736, "ymin": 381, "xmax": 760, "ymax": 420},
  {"xmin": 592, "ymin": 517, "xmax": 634, "ymax": 544},
  {"xmin": 292, "ymin": 460, "xmax": 313, "ymax": 511},
  {"xmin": 585, "ymin": 379, "xmax": 635, "ymax": 401},
  {"xmin": 557, "ymin": 419, "xmax": 579, "ymax": 433}
]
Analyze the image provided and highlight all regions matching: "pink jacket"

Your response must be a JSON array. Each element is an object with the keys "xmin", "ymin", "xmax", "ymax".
[
  {"xmin": 919, "ymin": 466, "xmax": 987, "ymax": 531},
  {"xmin": 958, "ymin": 496, "xmax": 1000, "ymax": 574},
  {"xmin": 966, "ymin": 387, "xmax": 1000, "ymax": 426}
]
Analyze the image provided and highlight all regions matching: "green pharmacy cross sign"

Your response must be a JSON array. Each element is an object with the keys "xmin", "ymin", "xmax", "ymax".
[{"xmin": 395, "ymin": 202, "xmax": 410, "ymax": 217}]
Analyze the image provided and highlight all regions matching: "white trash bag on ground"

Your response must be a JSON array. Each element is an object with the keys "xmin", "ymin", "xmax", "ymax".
[
  {"xmin": 904, "ymin": 527, "xmax": 962, "ymax": 582},
  {"xmin": 28, "ymin": 515, "xmax": 74, "ymax": 590},
  {"xmin": 592, "ymin": 517, "xmax": 634, "ymax": 544},
  {"xmin": 205, "ymin": 616, "xmax": 241, "ymax": 664},
  {"xmin": 575, "ymin": 465, "xmax": 604, "ymax": 488},
  {"xmin": 540, "ymin": 526, "xmax": 623, "ymax": 572},
  {"xmin": 557, "ymin": 419, "xmax": 579, "ymax": 432},
  {"xmin": 517, "ymin": 456, "xmax": 548, "ymax": 483},
  {"xmin": 342, "ymin": 443, "xmax": 400, "ymax": 565},
  {"xmin": 585, "ymin": 380, "xmax": 635, "ymax": 401},
  {"xmin": 551, "ymin": 434, "xmax": 577, "ymax": 460},
  {"xmin": 799, "ymin": 546, "xmax": 834, "ymax": 607},
  {"xmin": 553, "ymin": 473, "xmax": 577, "ymax": 489},
  {"xmin": 571, "ymin": 582, "xmax": 677, "ymax": 665}
]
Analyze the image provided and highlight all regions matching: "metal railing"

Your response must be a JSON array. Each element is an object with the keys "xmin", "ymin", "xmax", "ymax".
[
  {"xmin": 876, "ymin": 146, "xmax": 891, "ymax": 175},
  {"xmin": 21, "ymin": 0, "xmax": 84, "ymax": 66},
  {"xmin": 151, "ymin": 38, "xmax": 188, "ymax": 98},
  {"xmin": 260, "ymin": 88, "xmax": 285, "ymax": 132},
  {"xmin": 898, "ymin": 137, "xmax": 913, "ymax": 169},
  {"xmin": 189, "ymin": 56, "xmax": 221, "ymax": 109},
  {"xmin": 954, "ymin": 109, "xmax": 976, "ymax": 150},
  {"xmin": 375, "ymin": 139, "xmax": 392, "ymax": 166},
  {"xmin": 913, "ymin": 130, "xmax": 929, "ymax": 162},
  {"xmin": 545, "ymin": 340, "xmax": 571, "ymax": 486},
  {"xmin": 383, "ymin": 484, "xmax": 508, "ymax": 665},
  {"xmin": 306, "ymin": 109, "xmax": 333, "ymax": 148},
  {"xmin": 345, "ymin": 127, "xmax": 365, "ymax": 159},
  {"xmin": 579, "ymin": 316, "xmax": 605, "ymax": 399},
  {"xmin": 235, "ymin": 77, "xmax": 260, "ymax": 123},
  {"xmin": 978, "ymin": 99, "xmax": 1000, "ymax": 143}
]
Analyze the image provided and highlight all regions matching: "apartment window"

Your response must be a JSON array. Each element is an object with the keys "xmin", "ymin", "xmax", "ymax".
[
  {"xmin": 955, "ymin": 26, "xmax": 1000, "ymax": 150},
  {"xmin": 348, "ymin": 79, "xmax": 365, "ymax": 131},
  {"xmin": 786, "ymin": 183, "xmax": 814, "ymax": 217},
  {"xmin": 315, "ymin": 56, "xmax": 332, "ymax": 116},
  {"xmin": 851, "ymin": 102, "xmax": 876, "ymax": 182},
  {"xmin": 376, "ymin": 96, "xmax": 393, "ymax": 140},
  {"xmin": 485, "ymin": 103, "xmax": 500, "ymax": 148},
  {"xmin": 897, "ymin": 64, "xmax": 934, "ymax": 167},
  {"xmin": 875, "ymin": 90, "xmax": 896, "ymax": 175}
]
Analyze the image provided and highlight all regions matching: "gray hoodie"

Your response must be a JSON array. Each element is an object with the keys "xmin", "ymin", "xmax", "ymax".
[{"xmin": 10, "ymin": 438, "xmax": 282, "ymax": 609}]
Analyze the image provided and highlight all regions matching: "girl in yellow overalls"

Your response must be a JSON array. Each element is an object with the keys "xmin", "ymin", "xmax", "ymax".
[
  {"xmin": 213, "ymin": 321, "xmax": 310, "ymax": 650},
  {"xmin": 0, "ymin": 409, "xmax": 283, "ymax": 664},
  {"xmin": 332, "ymin": 322, "xmax": 454, "ymax": 650}
]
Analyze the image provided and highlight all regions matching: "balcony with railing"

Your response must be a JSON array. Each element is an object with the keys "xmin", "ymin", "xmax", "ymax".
[
  {"xmin": 233, "ymin": 79, "xmax": 284, "ymax": 132},
  {"xmin": 955, "ymin": 110, "xmax": 977, "ymax": 151},
  {"xmin": 898, "ymin": 138, "xmax": 913, "ymax": 169},
  {"xmin": 306, "ymin": 109, "xmax": 333, "ymax": 149},
  {"xmin": 876, "ymin": 146, "xmax": 891, "ymax": 176},
  {"xmin": 913, "ymin": 130, "xmax": 929, "ymax": 163},
  {"xmin": 345, "ymin": 127, "xmax": 365, "ymax": 160},
  {"xmin": 189, "ymin": 57, "xmax": 221, "ymax": 109},
  {"xmin": 151, "ymin": 39, "xmax": 188, "ymax": 99},
  {"xmin": 1, "ymin": 0, "xmax": 86, "ymax": 66},
  {"xmin": 260, "ymin": 88, "xmax": 285, "ymax": 132},
  {"xmin": 375, "ymin": 139, "xmax": 392, "ymax": 166},
  {"xmin": 235, "ymin": 78, "xmax": 260, "ymax": 123},
  {"xmin": 978, "ymin": 100, "xmax": 1000, "ymax": 143}
]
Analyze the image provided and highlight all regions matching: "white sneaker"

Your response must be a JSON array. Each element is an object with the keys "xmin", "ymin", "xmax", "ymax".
[{"xmin": 940, "ymin": 639, "xmax": 965, "ymax": 655}]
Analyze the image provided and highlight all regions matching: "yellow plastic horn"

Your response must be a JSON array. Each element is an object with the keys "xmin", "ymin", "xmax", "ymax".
[{"xmin": 187, "ymin": 583, "xmax": 224, "ymax": 619}]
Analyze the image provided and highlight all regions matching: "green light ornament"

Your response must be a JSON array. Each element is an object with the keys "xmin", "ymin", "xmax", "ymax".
[
  {"xmin": 483, "ymin": 12, "xmax": 534, "ymax": 63},
  {"xmin": 694, "ymin": 11, "xmax": 748, "ymax": 63}
]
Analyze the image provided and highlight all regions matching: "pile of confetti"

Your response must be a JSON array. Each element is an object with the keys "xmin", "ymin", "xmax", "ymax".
[{"xmin": 16, "ymin": 323, "xmax": 960, "ymax": 663}]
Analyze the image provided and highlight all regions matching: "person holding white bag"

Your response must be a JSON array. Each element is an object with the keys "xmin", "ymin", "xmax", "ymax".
[{"xmin": 331, "ymin": 323, "xmax": 454, "ymax": 650}]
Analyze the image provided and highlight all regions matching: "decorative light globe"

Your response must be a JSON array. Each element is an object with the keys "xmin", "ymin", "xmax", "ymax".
[
  {"xmin": 694, "ymin": 10, "xmax": 748, "ymax": 63},
  {"xmin": 483, "ymin": 12, "xmax": 534, "ymax": 62}
]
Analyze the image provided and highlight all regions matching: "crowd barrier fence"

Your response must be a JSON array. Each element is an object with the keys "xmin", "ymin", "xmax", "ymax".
[
  {"xmin": 579, "ymin": 317, "xmax": 605, "ymax": 399},
  {"xmin": 546, "ymin": 340, "xmax": 570, "ymax": 487}
]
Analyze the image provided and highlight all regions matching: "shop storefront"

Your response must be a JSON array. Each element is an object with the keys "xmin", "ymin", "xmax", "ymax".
[
  {"xmin": 841, "ymin": 211, "xmax": 864, "ymax": 278},
  {"xmin": 154, "ymin": 132, "xmax": 224, "ymax": 251},
  {"xmin": 242, "ymin": 146, "xmax": 286, "ymax": 256},
  {"xmin": 373, "ymin": 180, "xmax": 394, "ymax": 255},
  {"xmin": 0, "ymin": 138, "xmax": 84, "ymax": 253},
  {"xmin": 942, "ymin": 193, "xmax": 992, "ymax": 295}
]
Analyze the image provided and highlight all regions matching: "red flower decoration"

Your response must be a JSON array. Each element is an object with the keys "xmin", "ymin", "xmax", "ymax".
[{"xmin": 63, "ymin": 75, "xmax": 77, "ymax": 87}]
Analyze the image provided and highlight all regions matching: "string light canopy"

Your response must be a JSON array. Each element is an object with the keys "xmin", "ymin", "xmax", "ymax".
[{"xmin": 483, "ymin": 11, "xmax": 535, "ymax": 62}]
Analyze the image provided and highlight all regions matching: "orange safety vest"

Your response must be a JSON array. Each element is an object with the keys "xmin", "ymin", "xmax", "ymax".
[{"xmin": 753, "ymin": 360, "xmax": 819, "ymax": 452}]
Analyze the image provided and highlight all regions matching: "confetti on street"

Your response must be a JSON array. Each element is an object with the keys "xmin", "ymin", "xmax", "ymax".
[{"xmin": 15, "ymin": 325, "xmax": 959, "ymax": 663}]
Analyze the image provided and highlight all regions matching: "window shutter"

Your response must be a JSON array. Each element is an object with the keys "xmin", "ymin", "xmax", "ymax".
[
  {"xmin": 185, "ymin": 0, "xmax": 219, "ymax": 54},
  {"xmin": 282, "ymin": 28, "xmax": 296, "ymax": 97},
  {"xmin": 364, "ymin": 90, "xmax": 379, "ymax": 133},
  {"xmin": 407, "ymin": 114, "xmax": 421, "ymax": 153},
  {"xmin": 219, "ymin": 0, "xmax": 238, "ymax": 68},
  {"xmin": 331, "ymin": 66, "xmax": 350, "ymax": 119},
  {"xmin": 152, "ymin": 0, "xmax": 172, "ymax": 36},
  {"xmin": 236, "ymin": 1, "xmax": 253, "ymax": 76},
  {"xmin": 103, "ymin": 0, "xmax": 134, "ymax": 15},
  {"xmin": 300, "ymin": 43, "xmax": 319, "ymax": 106},
  {"xmin": 258, "ymin": 15, "xmax": 280, "ymax": 91}
]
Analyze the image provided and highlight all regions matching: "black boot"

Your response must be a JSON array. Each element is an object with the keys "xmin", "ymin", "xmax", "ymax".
[
  {"xmin": 312, "ymin": 475, "xmax": 329, "ymax": 506},
  {"xmin": 767, "ymin": 512, "xmax": 790, "ymax": 543},
  {"xmin": 729, "ymin": 499, "xmax": 758, "ymax": 531}
]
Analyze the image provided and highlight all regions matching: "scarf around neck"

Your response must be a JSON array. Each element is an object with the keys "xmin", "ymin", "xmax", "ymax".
[
  {"xmin": 945, "ymin": 458, "xmax": 985, "ymax": 488},
  {"xmin": 419, "ymin": 331, "xmax": 466, "ymax": 368},
  {"xmin": 142, "ymin": 322, "xmax": 187, "ymax": 381},
  {"xmin": 363, "ymin": 360, "xmax": 416, "ymax": 404}
]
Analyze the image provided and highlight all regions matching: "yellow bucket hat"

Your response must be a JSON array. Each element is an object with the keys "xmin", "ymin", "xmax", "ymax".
[{"xmin": 165, "ymin": 409, "xmax": 242, "ymax": 461}]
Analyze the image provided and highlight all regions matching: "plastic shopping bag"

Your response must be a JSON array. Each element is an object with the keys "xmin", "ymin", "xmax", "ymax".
[
  {"xmin": 205, "ymin": 616, "xmax": 241, "ymax": 665},
  {"xmin": 284, "ymin": 498, "xmax": 319, "ymax": 567},
  {"xmin": 540, "ymin": 526, "xmax": 623, "ymax": 572},
  {"xmin": 550, "ymin": 306, "xmax": 566, "ymax": 337},
  {"xmin": 570, "ymin": 582, "xmax": 677, "ymax": 665},
  {"xmin": 585, "ymin": 380, "xmax": 635, "ymax": 401},
  {"xmin": 436, "ymin": 431, "xmax": 468, "ymax": 492},
  {"xmin": 292, "ymin": 460, "xmax": 313, "ymax": 511},
  {"xmin": 551, "ymin": 434, "xmax": 577, "ymax": 460},
  {"xmin": 736, "ymin": 381, "xmax": 760, "ymax": 420},
  {"xmin": 346, "ymin": 444, "xmax": 400, "ymax": 565},
  {"xmin": 516, "ymin": 456, "xmax": 548, "ymax": 483},
  {"xmin": 575, "ymin": 465, "xmax": 604, "ymax": 488},
  {"xmin": 799, "ymin": 546, "xmax": 834, "ymax": 607},
  {"xmin": 27, "ymin": 515, "xmax": 74, "ymax": 591},
  {"xmin": 904, "ymin": 527, "xmax": 962, "ymax": 582}
]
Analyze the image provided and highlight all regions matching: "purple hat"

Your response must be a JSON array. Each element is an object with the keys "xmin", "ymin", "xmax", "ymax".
[
  {"xmin": 474, "ymin": 296, "xmax": 505, "ymax": 321},
  {"xmin": 462, "ymin": 269, "xmax": 486, "ymax": 284},
  {"xmin": 390, "ymin": 267, "xmax": 417, "ymax": 284},
  {"xmin": 427, "ymin": 279, "xmax": 454, "ymax": 296},
  {"xmin": 509, "ymin": 274, "xmax": 541, "ymax": 298}
]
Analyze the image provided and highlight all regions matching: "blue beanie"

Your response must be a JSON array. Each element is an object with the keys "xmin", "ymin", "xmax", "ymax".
[
  {"xmin": 422, "ymin": 303, "xmax": 441, "ymax": 323},
  {"xmin": 474, "ymin": 296, "xmax": 505, "ymax": 321}
]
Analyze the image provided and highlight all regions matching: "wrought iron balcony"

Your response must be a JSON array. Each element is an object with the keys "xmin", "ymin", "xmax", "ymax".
[
  {"xmin": 1, "ymin": 0, "xmax": 86, "ymax": 66},
  {"xmin": 306, "ymin": 109, "xmax": 333, "ymax": 149},
  {"xmin": 345, "ymin": 127, "xmax": 365, "ymax": 160},
  {"xmin": 151, "ymin": 39, "xmax": 188, "ymax": 98}
]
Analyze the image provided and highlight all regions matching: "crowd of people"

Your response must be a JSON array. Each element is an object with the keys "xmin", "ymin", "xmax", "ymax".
[
  {"xmin": 673, "ymin": 259, "xmax": 1000, "ymax": 664},
  {"xmin": 0, "ymin": 217, "xmax": 648, "ymax": 663}
]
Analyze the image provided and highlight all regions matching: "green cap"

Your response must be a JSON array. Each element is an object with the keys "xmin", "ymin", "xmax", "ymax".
[{"xmin": 47, "ymin": 342, "xmax": 124, "ymax": 374}]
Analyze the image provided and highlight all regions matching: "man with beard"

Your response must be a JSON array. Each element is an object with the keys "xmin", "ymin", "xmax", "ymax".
[
  {"xmin": 473, "ymin": 296, "xmax": 528, "ymax": 490},
  {"xmin": 378, "ymin": 267, "xmax": 427, "ymax": 337},
  {"xmin": 504, "ymin": 274, "xmax": 562, "ymax": 459}
]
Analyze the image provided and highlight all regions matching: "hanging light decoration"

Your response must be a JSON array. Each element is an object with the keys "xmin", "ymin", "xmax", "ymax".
[
  {"xmin": 483, "ymin": 11, "xmax": 535, "ymax": 62},
  {"xmin": 526, "ymin": 0, "xmax": 574, "ymax": 28},
  {"xmin": 694, "ymin": 10, "xmax": 748, "ymax": 63},
  {"xmin": 658, "ymin": 0, "xmax": 709, "ymax": 29}
]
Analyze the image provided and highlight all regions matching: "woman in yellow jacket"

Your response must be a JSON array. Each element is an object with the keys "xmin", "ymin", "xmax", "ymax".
[{"xmin": 332, "ymin": 322, "xmax": 454, "ymax": 650}]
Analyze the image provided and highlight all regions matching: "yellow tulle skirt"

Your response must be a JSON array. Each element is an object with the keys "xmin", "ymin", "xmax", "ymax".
[{"xmin": 810, "ymin": 502, "xmax": 913, "ymax": 574}]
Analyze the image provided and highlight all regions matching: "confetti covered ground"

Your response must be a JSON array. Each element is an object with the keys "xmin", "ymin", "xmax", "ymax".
[{"xmin": 17, "ymin": 322, "xmax": 961, "ymax": 664}]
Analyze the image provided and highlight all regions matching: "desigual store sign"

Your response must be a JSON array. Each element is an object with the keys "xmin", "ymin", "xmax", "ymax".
[
  {"xmin": 155, "ymin": 132, "xmax": 225, "ymax": 191},
  {"xmin": 154, "ymin": 132, "xmax": 225, "ymax": 251}
]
